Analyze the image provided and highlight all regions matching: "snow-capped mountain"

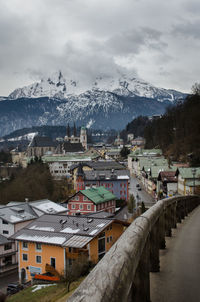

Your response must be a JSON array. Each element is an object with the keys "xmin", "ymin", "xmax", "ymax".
[
  {"xmin": 0, "ymin": 72, "xmax": 187, "ymax": 137},
  {"xmin": 8, "ymin": 71, "xmax": 184, "ymax": 103}
]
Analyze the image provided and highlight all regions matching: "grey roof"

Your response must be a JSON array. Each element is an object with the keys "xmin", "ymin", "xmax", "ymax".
[
  {"xmin": 11, "ymin": 214, "xmax": 121, "ymax": 248},
  {"xmin": 62, "ymin": 142, "xmax": 85, "ymax": 153},
  {"xmin": 84, "ymin": 169, "xmax": 130, "ymax": 181},
  {"xmin": 0, "ymin": 206, "xmax": 36, "ymax": 224},
  {"xmin": 85, "ymin": 211, "xmax": 114, "ymax": 218},
  {"xmin": 0, "ymin": 234, "xmax": 13, "ymax": 245},
  {"xmin": 29, "ymin": 199, "xmax": 67, "ymax": 215},
  {"xmin": 70, "ymin": 161, "xmax": 125, "ymax": 171},
  {"xmin": 0, "ymin": 200, "xmax": 67, "ymax": 224},
  {"xmin": 29, "ymin": 136, "xmax": 58, "ymax": 148}
]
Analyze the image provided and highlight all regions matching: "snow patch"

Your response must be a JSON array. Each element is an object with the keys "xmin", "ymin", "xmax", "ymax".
[
  {"xmin": 60, "ymin": 227, "xmax": 80, "ymax": 234},
  {"xmin": 89, "ymin": 229, "xmax": 98, "ymax": 235},
  {"xmin": 29, "ymin": 225, "xmax": 55, "ymax": 232},
  {"xmin": 32, "ymin": 284, "xmax": 56, "ymax": 292},
  {"xmin": 16, "ymin": 234, "xmax": 66, "ymax": 245}
]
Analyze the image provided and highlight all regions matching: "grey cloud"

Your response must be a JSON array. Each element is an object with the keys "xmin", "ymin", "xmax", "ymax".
[
  {"xmin": 105, "ymin": 27, "xmax": 165, "ymax": 56},
  {"xmin": 172, "ymin": 20, "xmax": 200, "ymax": 40}
]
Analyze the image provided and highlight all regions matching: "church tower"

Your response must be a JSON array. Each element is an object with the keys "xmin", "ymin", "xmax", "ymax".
[
  {"xmin": 80, "ymin": 126, "xmax": 87, "ymax": 150},
  {"xmin": 76, "ymin": 163, "xmax": 85, "ymax": 191}
]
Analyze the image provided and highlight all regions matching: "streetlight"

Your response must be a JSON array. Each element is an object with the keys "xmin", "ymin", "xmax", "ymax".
[{"xmin": 191, "ymin": 168, "xmax": 196, "ymax": 194}]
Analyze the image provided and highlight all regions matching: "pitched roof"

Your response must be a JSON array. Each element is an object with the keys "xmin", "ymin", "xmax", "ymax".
[
  {"xmin": 11, "ymin": 213, "xmax": 126, "ymax": 248},
  {"xmin": 176, "ymin": 167, "xmax": 200, "ymax": 179},
  {"xmin": 158, "ymin": 171, "xmax": 177, "ymax": 182},
  {"xmin": 0, "ymin": 234, "xmax": 13, "ymax": 245},
  {"xmin": 70, "ymin": 161, "xmax": 125, "ymax": 171},
  {"xmin": 83, "ymin": 169, "xmax": 130, "ymax": 181},
  {"xmin": 80, "ymin": 187, "xmax": 116, "ymax": 205},
  {"xmin": 62, "ymin": 142, "xmax": 85, "ymax": 153},
  {"xmin": 29, "ymin": 136, "xmax": 57, "ymax": 148},
  {"xmin": 0, "ymin": 206, "xmax": 36, "ymax": 224}
]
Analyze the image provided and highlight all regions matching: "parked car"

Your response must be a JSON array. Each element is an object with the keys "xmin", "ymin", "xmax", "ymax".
[{"xmin": 7, "ymin": 283, "xmax": 24, "ymax": 295}]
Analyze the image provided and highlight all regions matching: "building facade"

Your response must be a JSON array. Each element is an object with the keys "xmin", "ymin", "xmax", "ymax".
[{"xmin": 67, "ymin": 187, "xmax": 116, "ymax": 215}]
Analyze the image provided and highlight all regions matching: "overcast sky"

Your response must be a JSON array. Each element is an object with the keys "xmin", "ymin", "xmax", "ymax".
[{"xmin": 0, "ymin": 0, "xmax": 199, "ymax": 95}]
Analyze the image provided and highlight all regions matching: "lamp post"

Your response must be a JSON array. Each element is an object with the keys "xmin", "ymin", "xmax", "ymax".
[{"xmin": 191, "ymin": 168, "xmax": 196, "ymax": 194}]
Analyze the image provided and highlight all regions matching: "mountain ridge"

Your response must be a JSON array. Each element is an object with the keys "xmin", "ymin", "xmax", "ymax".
[{"xmin": 0, "ymin": 72, "xmax": 187, "ymax": 137}]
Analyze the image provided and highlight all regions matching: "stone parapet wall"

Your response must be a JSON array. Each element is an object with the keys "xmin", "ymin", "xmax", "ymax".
[{"xmin": 67, "ymin": 195, "xmax": 200, "ymax": 302}]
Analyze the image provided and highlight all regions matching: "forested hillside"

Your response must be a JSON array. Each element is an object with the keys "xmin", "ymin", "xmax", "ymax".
[
  {"xmin": 144, "ymin": 93, "xmax": 200, "ymax": 165},
  {"xmin": 0, "ymin": 160, "xmax": 73, "ymax": 204}
]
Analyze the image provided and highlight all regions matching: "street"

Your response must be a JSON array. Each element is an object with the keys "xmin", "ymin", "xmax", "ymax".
[
  {"xmin": 0, "ymin": 270, "xmax": 19, "ymax": 295},
  {"xmin": 129, "ymin": 175, "xmax": 155, "ymax": 208}
]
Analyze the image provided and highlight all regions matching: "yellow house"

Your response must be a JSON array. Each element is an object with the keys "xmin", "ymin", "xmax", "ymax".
[{"xmin": 11, "ymin": 214, "xmax": 128, "ymax": 282}]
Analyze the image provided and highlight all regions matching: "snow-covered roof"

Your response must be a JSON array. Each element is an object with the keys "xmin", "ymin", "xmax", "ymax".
[
  {"xmin": 30, "ymin": 200, "xmax": 67, "ymax": 214},
  {"xmin": 11, "ymin": 213, "xmax": 127, "ymax": 248}
]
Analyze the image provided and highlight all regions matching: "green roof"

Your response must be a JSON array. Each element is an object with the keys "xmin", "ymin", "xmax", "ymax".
[
  {"xmin": 129, "ymin": 148, "xmax": 162, "ymax": 157},
  {"xmin": 178, "ymin": 167, "xmax": 200, "ymax": 179},
  {"xmin": 150, "ymin": 166, "xmax": 173, "ymax": 178},
  {"xmin": 81, "ymin": 187, "xmax": 116, "ymax": 205},
  {"xmin": 41, "ymin": 154, "xmax": 93, "ymax": 162}
]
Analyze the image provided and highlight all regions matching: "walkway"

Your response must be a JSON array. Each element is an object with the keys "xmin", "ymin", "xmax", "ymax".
[{"xmin": 150, "ymin": 205, "xmax": 200, "ymax": 302}]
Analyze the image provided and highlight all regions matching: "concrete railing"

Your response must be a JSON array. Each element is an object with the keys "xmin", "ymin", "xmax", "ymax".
[{"xmin": 67, "ymin": 196, "xmax": 200, "ymax": 302}]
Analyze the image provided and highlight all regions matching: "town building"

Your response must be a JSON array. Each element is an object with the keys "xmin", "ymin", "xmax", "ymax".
[
  {"xmin": 27, "ymin": 136, "xmax": 58, "ymax": 158},
  {"xmin": 0, "ymin": 234, "xmax": 17, "ymax": 275},
  {"xmin": 176, "ymin": 167, "xmax": 200, "ymax": 195},
  {"xmin": 70, "ymin": 160, "xmax": 125, "ymax": 185},
  {"xmin": 0, "ymin": 199, "xmax": 67, "ymax": 274},
  {"xmin": 64, "ymin": 124, "xmax": 87, "ymax": 150},
  {"xmin": 157, "ymin": 171, "xmax": 178, "ymax": 197},
  {"xmin": 74, "ymin": 164, "xmax": 130, "ymax": 200},
  {"xmin": 67, "ymin": 187, "xmax": 116, "ymax": 215},
  {"xmin": 11, "ymin": 214, "xmax": 129, "ymax": 283},
  {"xmin": 42, "ymin": 153, "xmax": 100, "ymax": 179}
]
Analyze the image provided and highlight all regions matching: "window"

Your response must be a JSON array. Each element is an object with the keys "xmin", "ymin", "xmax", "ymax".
[
  {"xmin": 75, "ymin": 196, "xmax": 79, "ymax": 201},
  {"xmin": 22, "ymin": 242, "xmax": 28, "ymax": 249},
  {"xmin": 22, "ymin": 254, "xmax": 28, "ymax": 261},
  {"xmin": 3, "ymin": 230, "xmax": 9, "ymax": 235},
  {"xmin": 68, "ymin": 247, "xmax": 72, "ymax": 253},
  {"xmin": 107, "ymin": 237, "xmax": 109, "ymax": 243},
  {"xmin": 110, "ymin": 236, "xmax": 113, "ymax": 242},
  {"xmin": 87, "ymin": 205, "xmax": 91, "ymax": 210},
  {"xmin": 4, "ymin": 243, "xmax": 12, "ymax": 250},
  {"xmin": 2, "ymin": 219, "xmax": 8, "ymax": 224},
  {"xmin": 79, "ymin": 204, "xmax": 83, "ymax": 210},
  {"xmin": 36, "ymin": 255, "xmax": 42, "ymax": 263},
  {"xmin": 71, "ymin": 204, "xmax": 75, "ymax": 209},
  {"xmin": 36, "ymin": 243, "xmax": 41, "ymax": 251},
  {"xmin": 50, "ymin": 257, "xmax": 56, "ymax": 268},
  {"xmin": 83, "ymin": 196, "xmax": 87, "ymax": 201}
]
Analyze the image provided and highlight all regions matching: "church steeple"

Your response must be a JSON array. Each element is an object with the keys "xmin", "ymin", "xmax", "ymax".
[
  {"xmin": 67, "ymin": 123, "xmax": 70, "ymax": 138},
  {"xmin": 73, "ymin": 122, "xmax": 77, "ymax": 137}
]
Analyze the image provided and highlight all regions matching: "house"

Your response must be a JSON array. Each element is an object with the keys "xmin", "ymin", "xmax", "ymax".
[
  {"xmin": 0, "ymin": 234, "xmax": 17, "ymax": 275},
  {"xmin": 67, "ymin": 187, "xmax": 116, "ymax": 215},
  {"xmin": 70, "ymin": 160, "xmax": 125, "ymax": 185},
  {"xmin": 157, "ymin": 171, "xmax": 178, "ymax": 197},
  {"xmin": 11, "ymin": 214, "xmax": 129, "ymax": 283},
  {"xmin": 128, "ymin": 148, "xmax": 163, "ymax": 175},
  {"xmin": 74, "ymin": 164, "xmax": 130, "ymax": 200},
  {"xmin": 6, "ymin": 199, "xmax": 68, "ymax": 217},
  {"xmin": 176, "ymin": 167, "xmax": 200, "ymax": 195},
  {"xmin": 0, "ymin": 199, "xmax": 67, "ymax": 275}
]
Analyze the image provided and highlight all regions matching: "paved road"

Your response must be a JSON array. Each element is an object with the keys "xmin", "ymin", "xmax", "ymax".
[
  {"xmin": 0, "ymin": 270, "xmax": 19, "ymax": 295},
  {"xmin": 129, "ymin": 175, "xmax": 155, "ymax": 207},
  {"xmin": 150, "ymin": 205, "xmax": 200, "ymax": 302}
]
